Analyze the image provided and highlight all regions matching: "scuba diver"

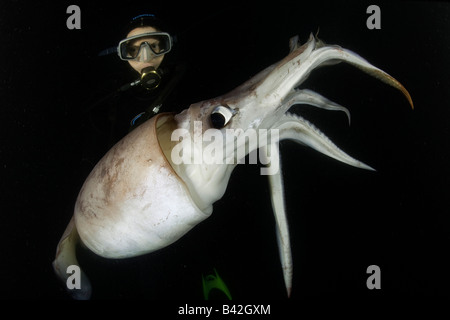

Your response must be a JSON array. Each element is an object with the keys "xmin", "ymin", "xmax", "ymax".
[{"xmin": 81, "ymin": 13, "xmax": 186, "ymax": 172}]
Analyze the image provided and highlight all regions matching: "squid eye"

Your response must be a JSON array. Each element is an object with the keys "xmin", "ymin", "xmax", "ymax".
[{"xmin": 210, "ymin": 105, "xmax": 236, "ymax": 129}]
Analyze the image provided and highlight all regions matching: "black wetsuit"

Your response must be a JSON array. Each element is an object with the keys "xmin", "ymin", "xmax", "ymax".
[{"xmin": 80, "ymin": 60, "xmax": 186, "ymax": 176}]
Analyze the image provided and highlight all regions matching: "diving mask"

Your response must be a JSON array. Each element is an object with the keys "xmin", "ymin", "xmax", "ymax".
[{"xmin": 118, "ymin": 32, "xmax": 172, "ymax": 62}]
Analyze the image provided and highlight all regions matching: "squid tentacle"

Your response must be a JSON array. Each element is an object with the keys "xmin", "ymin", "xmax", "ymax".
[
  {"xmin": 260, "ymin": 144, "xmax": 292, "ymax": 297},
  {"xmin": 258, "ymin": 34, "xmax": 413, "ymax": 109},
  {"xmin": 275, "ymin": 113, "xmax": 375, "ymax": 171},
  {"xmin": 283, "ymin": 88, "xmax": 351, "ymax": 125}
]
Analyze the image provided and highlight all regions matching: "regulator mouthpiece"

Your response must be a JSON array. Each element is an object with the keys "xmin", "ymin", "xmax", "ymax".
[{"xmin": 140, "ymin": 66, "xmax": 162, "ymax": 90}]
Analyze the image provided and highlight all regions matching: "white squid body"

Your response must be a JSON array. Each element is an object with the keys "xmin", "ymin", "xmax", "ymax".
[{"xmin": 53, "ymin": 34, "xmax": 413, "ymax": 299}]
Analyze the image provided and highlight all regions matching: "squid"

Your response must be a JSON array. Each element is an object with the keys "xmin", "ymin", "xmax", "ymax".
[{"xmin": 53, "ymin": 34, "xmax": 413, "ymax": 299}]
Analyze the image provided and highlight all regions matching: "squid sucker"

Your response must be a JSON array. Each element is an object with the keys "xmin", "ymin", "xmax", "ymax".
[{"xmin": 53, "ymin": 34, "xmax": 413, "ymax": 299}]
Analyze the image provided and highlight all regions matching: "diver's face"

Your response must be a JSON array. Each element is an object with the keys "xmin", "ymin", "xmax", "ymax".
[{"xmin": 126, "ymin": 26, "xmax": 165, "ymax": 74}]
